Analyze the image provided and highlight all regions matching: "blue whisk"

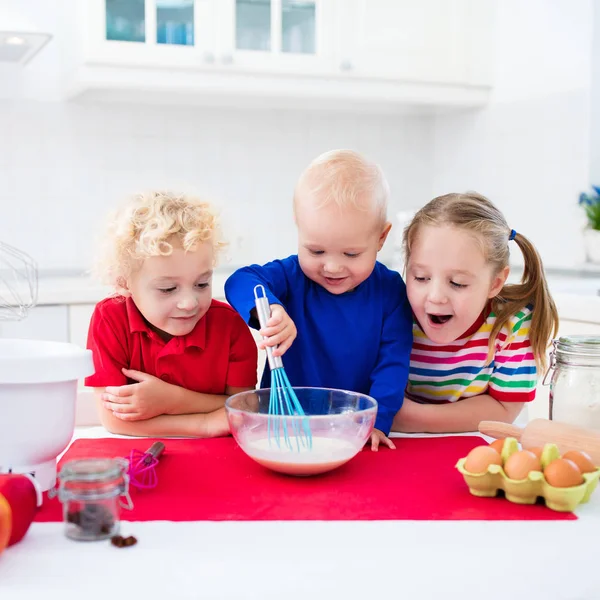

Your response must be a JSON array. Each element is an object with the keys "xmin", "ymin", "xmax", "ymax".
[{"xmin": 254, "ymin": 285, "xmax": 312, "ymax": 451}]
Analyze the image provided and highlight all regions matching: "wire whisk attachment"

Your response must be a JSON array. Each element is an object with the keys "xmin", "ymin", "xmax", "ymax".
[
  {"xmin": 0, "ymin": 241, "xmax": 38, "ymax": 321},
  {"xmin": 126, "ymin": 441, "xmax": 165, "ymax": 490},
  {"xmin": 254, "ymin": 285, "xmax": 312, "ymax": 451}
]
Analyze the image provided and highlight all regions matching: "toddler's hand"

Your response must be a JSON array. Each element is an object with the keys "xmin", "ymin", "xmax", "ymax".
[
  {"xmin": 258, "ymin": 304, "xmax": 297, "ymax": 357},
  {"xmin": 367, "ymin": 429, "xmax": 396, "ymax": 452},
  {"xmin": 102, "ymin": 369, "xmax": 171, "ymax": 421}
]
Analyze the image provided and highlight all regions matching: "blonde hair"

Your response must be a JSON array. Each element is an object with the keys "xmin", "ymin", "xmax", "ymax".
[
  {"xmin": 293, "ymin": 149, "xmax": 390, "ymax": 225},
  {"xmin": 95, "ymin": 191, "xmax": 226, "ymax": 292},
  {"xmin": 403, "ymin": 192, "xmax": 559, "ymax": 370}
]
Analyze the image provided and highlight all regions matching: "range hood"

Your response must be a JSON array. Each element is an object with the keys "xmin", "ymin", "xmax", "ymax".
[{"xmin": 0, "ymin": 6, "xmax": 52, "ymax": 65}]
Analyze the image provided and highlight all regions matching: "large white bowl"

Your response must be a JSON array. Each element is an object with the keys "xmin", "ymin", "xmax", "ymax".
[
  {"xmin": 0, "ymin": 339, "xmax": 94, "ymax": 491},
  {"xmin": 225, "ymin": 387, "xmax": 377, "ymax": 476}
]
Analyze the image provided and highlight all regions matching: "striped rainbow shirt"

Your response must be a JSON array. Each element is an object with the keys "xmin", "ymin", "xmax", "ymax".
[{"xmin": 407, "ymin": 306, "xmax": 537, "ymax": 404}]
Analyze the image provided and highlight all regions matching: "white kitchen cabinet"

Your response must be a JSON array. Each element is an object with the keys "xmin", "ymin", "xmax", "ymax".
[
  {"xmin": 0, "ymin": 305, "xmax": 69, "ymax": 342},
  {"xmin": 65, "ymin": 0, "xmax": 494, "ymax": 111},
  {"xmin": 81, "ymin": 0, "xmax": 216, "ymax": 69},
  {"xmin": 0, "ymin": 303, "xmax": 97, "ymax": 347},
  {"xmin": 217, "ymin": 0, "xmax": 335, "ymax": 75},
  {"xmin": 69, "ymin": 304, "xmax": 99, "ymax": 427},
  {"xmin": 81, "ymin": 0, "xmax": 333, "ymax": 73},
  {"xmin": 340, "ymin": 0, "xmax": 494, "ymax": 87},
  {"xmin": 68, "ymin": 303, "xmax": 97, "ymax": 350}
]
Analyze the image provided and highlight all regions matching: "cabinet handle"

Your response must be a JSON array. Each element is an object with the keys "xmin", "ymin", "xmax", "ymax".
[
  {"xmin": 340, "ymin": 59, "xmax": 353, "ymax": 71},
  {"xmin": 222, "ymin": 54, "xmax": 233, "ymax": 65},
  {"xmin": 203, "ymin": 51, "xmax": 215, "ymax": 64}
]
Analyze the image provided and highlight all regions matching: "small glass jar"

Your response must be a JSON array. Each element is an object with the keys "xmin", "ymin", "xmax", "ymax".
[
  {"xmin": 545, "ymin": 335, "xmax": 600, "ymax": 431},
  {"xmin": 52, "ymin": 458, "xmax": 133, "ymax": 541}
]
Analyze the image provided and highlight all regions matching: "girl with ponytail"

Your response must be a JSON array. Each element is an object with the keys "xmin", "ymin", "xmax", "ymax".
[{"xmin": 392, "ymin": 192, "xmax": 559, "ymax": 433}]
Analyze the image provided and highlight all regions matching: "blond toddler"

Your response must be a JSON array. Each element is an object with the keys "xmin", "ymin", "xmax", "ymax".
[{"xmin": 86, "ymin": 191, "xmax": 258, "ymax": 438}]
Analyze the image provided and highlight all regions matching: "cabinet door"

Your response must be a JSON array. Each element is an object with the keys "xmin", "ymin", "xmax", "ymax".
[
  {"xmin": 217, "ymin": 0, "xmax": 336, "ymax": 75},
  {"xmin": 83, "ymin": 0, "xmax": 216, "ymax": 68},
  {"xmin": 0, "ymin": 305, "xmax": 69, "ymax": 342},
  {"xmin": 340, "ymin": 0, "xmax": 492, "ymax": 86},
  {"xmin": 68, "ymin": 304, "xmax": 97, "ymax": 351}
]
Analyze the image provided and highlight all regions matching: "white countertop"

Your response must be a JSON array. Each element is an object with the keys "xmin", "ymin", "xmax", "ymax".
[{"xmin": 2, "ymin": 428, "xmax": 600, "ymax": 600}]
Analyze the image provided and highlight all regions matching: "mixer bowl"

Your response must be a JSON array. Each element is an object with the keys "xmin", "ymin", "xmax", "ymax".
[
  {"xmin": 225, "ymin": 387, "xmax": 377, "ymax": 476},
  {"xmin": 0, "ymin": 339, "xmax": 94, "ymax": 491}
]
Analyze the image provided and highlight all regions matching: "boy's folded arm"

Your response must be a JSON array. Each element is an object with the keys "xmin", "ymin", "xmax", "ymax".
[
  {"xmin": 369, "ymin": 296, "xmax": 414, "ymax": 435},
  {"xmin": 93, "ymin": 388, "xmax": 229, "ymax": 437},
  {"xmin": 224, "ymin": 261, "xmax": 291, "ymax": 327},
  {"xmin": 166, "ymin": 385, "xmax": 255, "ymax": 415},
  {"xmin": 393, "ymin": 395, "xmax": 525, "ymax": 433}
]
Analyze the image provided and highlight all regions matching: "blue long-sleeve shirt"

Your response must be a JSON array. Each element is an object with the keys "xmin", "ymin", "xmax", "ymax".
[{"xmin": 224, "ymin": 255, "xmax": 413, "ymax": 435}]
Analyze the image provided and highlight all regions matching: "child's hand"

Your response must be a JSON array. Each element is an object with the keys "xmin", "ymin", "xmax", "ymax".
[
  {"xmin": 258, "ymin": 304, "xmax": 297, "ymax": 357},
  {"xmin": 102, "ymin": 369, "xmax": 171, "ymax": 421},
  {"xmin": 367, "ymin": 429, "xmax": 396, "ymax": 452}
]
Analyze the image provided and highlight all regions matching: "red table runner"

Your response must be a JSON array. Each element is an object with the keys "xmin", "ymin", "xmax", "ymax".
[{"xmin": 35, "ymin": 436, "xmax": 575, "ymax": 522}]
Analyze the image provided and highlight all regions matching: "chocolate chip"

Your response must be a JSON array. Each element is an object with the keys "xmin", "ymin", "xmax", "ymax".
[
  {"xmin": 67, "ymin": 511, "xmax": 81, "ymax": 525},
  {"xmin": 110, "ymin": 534, "xmax": 137, "ymax": 548},
  {"xmin": 68, "ymin": 504, "xmax": 115, "ymax": 538}
]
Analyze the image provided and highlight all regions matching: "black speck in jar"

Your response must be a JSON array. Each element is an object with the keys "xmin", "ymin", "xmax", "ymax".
[{"xmin": 67, "ymin": 504, "xmax": 115, "ymax": 537}]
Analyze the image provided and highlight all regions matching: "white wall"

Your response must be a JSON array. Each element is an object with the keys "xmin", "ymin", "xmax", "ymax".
[
  {"xmin": 432, "ymin": 0, "xmax": 593, "ymax": 268},
  {"xmin": 0, "ymin": 0, "xmax": 434, "ymax": 272},
  {"xmin": 591, "ymin": 1, "xmax": 600, "ymax": 185},
  {"xmin": 0, "ymin": 101, "xmax": 434, "ymax": 271},
  {"xmin": 0, "ymin": 0, "xmax": 594, "ymax": 272}
]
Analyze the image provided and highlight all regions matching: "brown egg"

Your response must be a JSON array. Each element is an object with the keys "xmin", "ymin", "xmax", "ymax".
[
  {"xmin": 544, "ymin": 459, "xmax": 584, "ymax": 488},
  {"xmin": 528, "ymin": 447, "xmax": 543, "ymax": 460},
  {"xmin": 464, "ymin": 446, "xmax": 502, "ymax": 474},
  {"xmin": 489, "ymin": 439, "xmax": 505, "ymax": 454},
  {"xmin": 504, "ymin": 450, "xmax": 542, "ymax": 480},
  {"xmin": 562, "ymin": 450, "xmax": 597, "ymax": 474}
]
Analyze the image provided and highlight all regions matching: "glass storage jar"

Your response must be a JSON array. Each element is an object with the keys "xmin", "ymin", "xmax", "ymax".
[
  {"xmin": 546, "ymin": 336, "xmax": 600, "ymax": 431},
  {"xmin": 52, "ymin": 458, "xmax": 133, "ymax": 541}
]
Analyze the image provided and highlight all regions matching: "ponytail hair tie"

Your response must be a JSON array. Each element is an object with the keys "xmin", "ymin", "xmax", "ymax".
[{"xmin": 509, "ymin": 229, "xmax": 517, "ymax": 241}]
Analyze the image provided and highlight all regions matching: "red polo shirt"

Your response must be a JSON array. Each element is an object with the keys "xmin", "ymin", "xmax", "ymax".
[{"xmin": 85, "ymin": 296, "xmax": 258, "ymax": 392}]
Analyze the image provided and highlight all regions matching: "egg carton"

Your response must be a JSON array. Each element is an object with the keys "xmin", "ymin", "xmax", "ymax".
[{"xmin": 456, "ymin": 439, "xmax": 600, "ymax": 512}]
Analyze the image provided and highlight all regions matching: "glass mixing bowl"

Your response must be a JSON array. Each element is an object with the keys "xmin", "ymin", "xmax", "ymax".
[{"xmin": 225, "ymin": 387, "xmax": 377, "ymax": 476}]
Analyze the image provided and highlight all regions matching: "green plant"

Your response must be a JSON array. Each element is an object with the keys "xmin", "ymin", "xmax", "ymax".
[{"xmin": 579, "ymin": 187, "xmax": 600, "ymax": 231}]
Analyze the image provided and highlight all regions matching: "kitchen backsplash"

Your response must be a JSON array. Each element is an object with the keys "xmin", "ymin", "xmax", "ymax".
[{"xmin": 0, "ymin": 100, "xmax": 433, "ymax": 271}]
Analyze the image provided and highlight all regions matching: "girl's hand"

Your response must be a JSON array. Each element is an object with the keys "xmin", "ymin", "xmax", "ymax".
[
  {"xmin": 102, "ymin": 368, "xmax": 171, "ymax": 421},
  {"xmin": 257, "ymin": 304, "xmax": 297, "ymax": 357},
  {"xmin": 367, "ymin": 429, "xmax": 396, "ymax": 452}
]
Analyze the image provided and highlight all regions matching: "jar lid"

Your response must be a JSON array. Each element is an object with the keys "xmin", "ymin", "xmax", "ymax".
[
  {"xmin": 556, "ymin": 335, "xmax": 600, "ymax": 356},
  {"xmin": 58, "ymin": 458, "xmax": 128, "ymax": 484}
]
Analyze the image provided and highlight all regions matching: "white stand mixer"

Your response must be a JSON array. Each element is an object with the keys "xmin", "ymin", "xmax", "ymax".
[{"xmin": 0, "ymin": 242, "xmax": 94, "ymax": 491}]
